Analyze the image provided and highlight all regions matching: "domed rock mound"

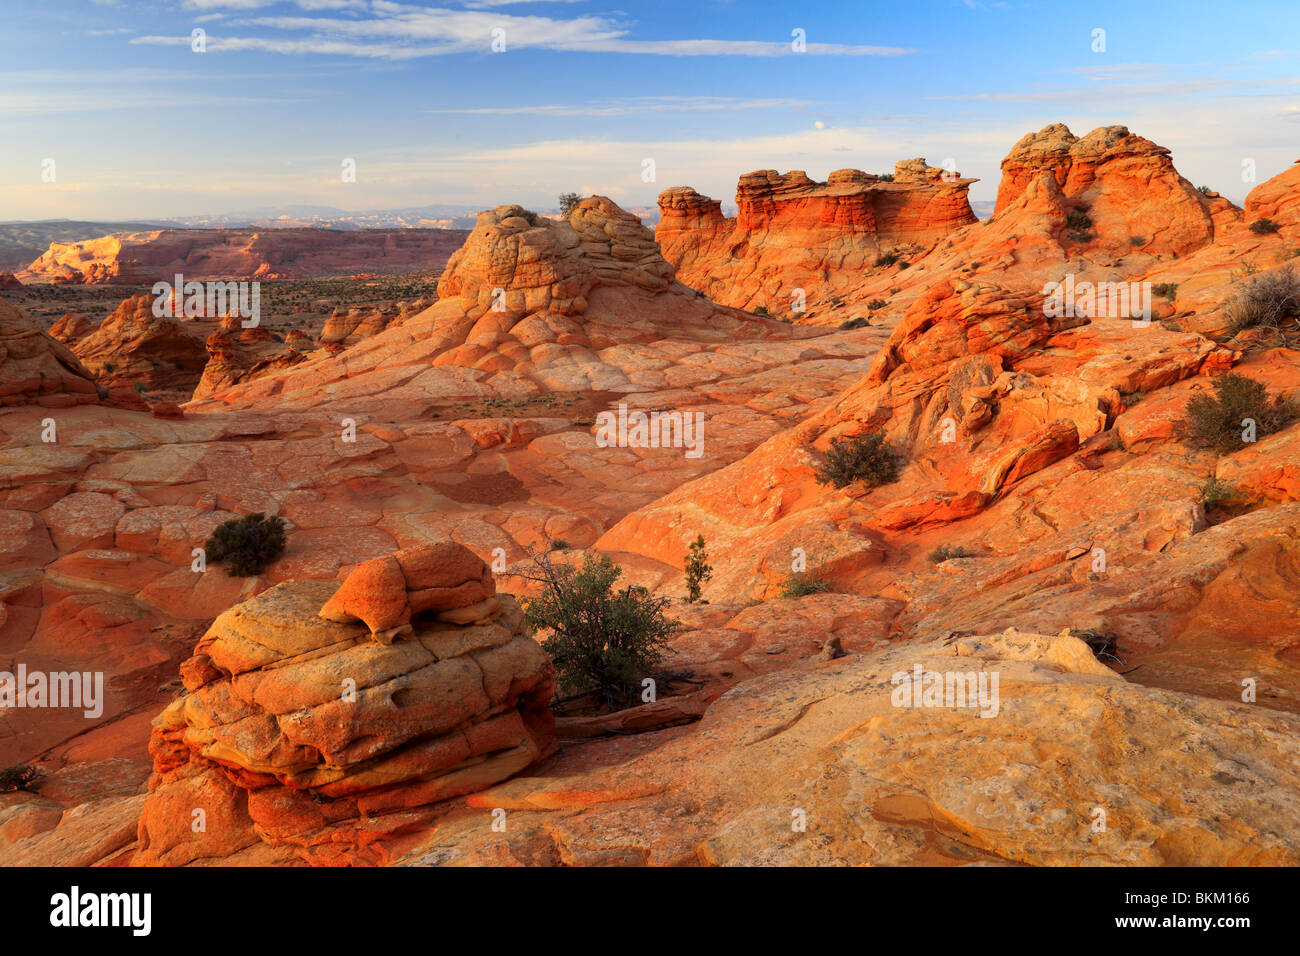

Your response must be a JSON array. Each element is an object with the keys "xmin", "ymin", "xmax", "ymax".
[
  {"xmin": 0, "ymin": 298, "xmax": 99, "ymax": 407},
  {"xmin": 134, "ymin": 543, "xmax": 556, "ymax": 866},
  {"xmin": 188, "ymin": 196, "xmax": 783, "ymax": 410}
]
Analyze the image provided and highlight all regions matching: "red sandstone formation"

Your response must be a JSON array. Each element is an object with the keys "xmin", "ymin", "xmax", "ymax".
[
  {"xmin": 657, "ymin": 159, "xmax": 977, "ymax": 313},
  {"xmin": 2, "ymin": 127, "xmax": 1300, "ymax": 870},
  {"xmin": 69, "ymin": 294, "xmax": 209, "ymax": 390},
  {"xmin": 0, "ymin": 271, "xmax": 23, "ymax": 290},
  {"xmin": 0, "ymin": 299, "xmax": 99, "ymax": 407},
  {"xmin": 191, "ymin": 317, "xmax": 309, "ymax": 400},
  {"xmin": 133, "ymin": 547, "xmax": 555, "ymax": 865},
  {"xmin": 46, "ymin": 312, "xmax": 97, "ymax": 345}
]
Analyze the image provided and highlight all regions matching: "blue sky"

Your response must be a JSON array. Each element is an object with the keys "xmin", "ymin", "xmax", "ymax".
[{"xmin": 2, "ymin": 0, "xmax": 1298, "ymax": 220}]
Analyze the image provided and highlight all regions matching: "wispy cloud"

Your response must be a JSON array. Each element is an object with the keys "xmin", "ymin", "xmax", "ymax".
[
  {"xmin": 427, "ymin": 96, "xmax": 818, "ymax": 117},
  {"xmin": 135, "ymin": 2, "xmax": 913, "ymax": 59}
]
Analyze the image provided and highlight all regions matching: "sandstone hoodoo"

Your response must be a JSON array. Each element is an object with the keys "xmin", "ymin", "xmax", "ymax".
[
  {"xmin": 993, "ymin": 124, "xmax": 1232, "ymax": 257},
  {"xmin": 134, "ymin": 543, "xmax": 555, "ymax": 865},
  {"xmin": 656, "ymin": 160, "xmax": 978, "ymax": 313},
  {"xmin": 318, "ymin": 542, "xmax": 499, "ymax": 642},
  {"xmin": 190, "ymin": 317, "xmax": 309, "ymax": 400}
]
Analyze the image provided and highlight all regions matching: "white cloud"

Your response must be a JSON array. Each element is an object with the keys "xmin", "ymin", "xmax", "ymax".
[
  {"xmin": 427, "ymin": 96, "xmax": 818, "ymax": 117},
  {"xmin": 135, "ymin": 4, "xmax": 914, "ymax": 58}
]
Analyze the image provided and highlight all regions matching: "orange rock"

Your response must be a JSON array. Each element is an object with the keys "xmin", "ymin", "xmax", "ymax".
[
  {"xmin": 70, "ymin": 294, "xmax": 208, "ymax": 390},
  {"xmin": 657, "ymin": 161, "xmax": 977, "ymax": 313},
  {"xmin": 319, "ymin": 542, "xmax": 496, "ymax": 640},
  {"xmin": 0, "ymin": 299, "xmax": 99, "ymax": 407}
]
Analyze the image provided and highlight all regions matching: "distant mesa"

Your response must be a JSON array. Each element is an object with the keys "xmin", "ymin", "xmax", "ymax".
[{"xmin": 18, "ymin": 227, "xmax": 470, "ymax": 284}]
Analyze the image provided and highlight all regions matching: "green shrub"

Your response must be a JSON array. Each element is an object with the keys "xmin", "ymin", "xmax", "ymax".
[
  {"xmin": 1177, "ymin": 373, "xmax": 1294, "ymax": 453},
  {"xmin": 753, "ymin": 305, "xmax": 769, "ymax": 316},
  {"xmin": 815, "ymin": 431, "xmax": 902, "ymax": 489},
  {"xmin": 1152, "ymin": 282, "xmax": 1178, "ymax": 300},
  {"xmin": 683, "ymin": 534, "xmax": 712, "ymax": 603},
  {"xmin": 549, "ymin": 539, "xmax": 571, "ymax": 552},
  {"xmin": 777, "ymin": 573, "xmax": 831, "ymax": 598},
  {"xmin": 839, "ymin": 317, "xmax": 870, "ymax": 330},
  {"xmin": 875, "ymin": 251, "xmax": 900, "ymax": 268},
  {"xmin": 518, "ymin": 550, "xmax": 678, "ymax": 709},
  {"xmin": 558, "ymin": 192, "xmax": 581, "ymax": 217},
  {"xmin": 1129, "ymin": 236, "xmax": 1147, "ymax": 247},
  {"xmin": 1224, "ymin": 266, "xmax": 1300, "ymax": 334},
  {"xmin": 204, "ymin": 513, "xmax": 287, "ymax": 577},
  {"xmin": 1200, "ymin": 476, "xmax": 1235, "ymax": 510},
  {"xmin": 1197, "ymin": 185, "xmax": 1214, "ymax": 195},
  {"xmin": 0, "ymin": 764, "xmax": 38, "ymax": 793},
  {"xmin": 896, "ymin": 260, "xmax": 911, "ymax": 269},
  {"xmin": 927, "ymin": 544, "xmax": 977, "ymax": 563},
  {"xmin": 867, "ymin": 299, "xmax": 887, "ymax": 311},
  {"xmin": 1250, "ymin": 218, "xmax": 1280, "ymax": 235}
]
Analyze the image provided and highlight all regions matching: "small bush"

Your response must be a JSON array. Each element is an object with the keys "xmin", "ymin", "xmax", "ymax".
[
  {"xmin": 927, "ymin": 544, "xmax": 977, "ymax": 563},
  {"xmin": 1129, "ymin": 236, "xmax": 1147, "ymax": 247},
  {"xmin": 549, "ymin": 539, "xmax": 571, "ymax": 552},
  {"xmin": 875, "ymin": 172, "xmax": 895, "ymax": 182},
  {"xmin": 1066, "ymin": 209, "xmax": 1093, "ymax": 232},
  {"xmin": 558, "ymin": 192, "xmax": 581, "ymax": 217},
  {"xmin": 0, "ymin": 764, "xmax": 38, "ymax": 793},
  {"xmin": 683, "ymin": 534, "xmax": 712, "ymax": 603},
  {"xmin": 867, "ymin": 299, "xmax": 887, "ymax": 311},
  {"xmin": 839, "ymin": 317, "xmax": 870, "ymax": 330},
  {"xmin": 753, "ymin": 305, "xmax": 769, "ymax": 316},
  {"xmin": 1177, "ymin": 372, "xmax": 1294, "ymax": 453},
  {"xmin": 1152, "ymin": 282, "xmax": 1179, "ymax": 300},
  {"xmin": 1200, "ymin": 476, "xmax": 1235, "ymax": 510},
  {"xmin": 1197, "ymin": 184, "xmax": 1214, "ymax": 195},
  {"xmin": 517, "ymin": 550, "xmax": 678, "ymax": 709},
  {"xmin": 896, "ymin": 260, "xmax": 911, "ymax": 269},
  {"xmin": 1224, "ymin": 266, "xmax": 1300, "ymax": 334},
  {"xmin": 204, "ymin": 513, "xmax": 287, "ymax": 577},
  {"xmin": 777, "ymin": 573, "xmax": 831, "ymax": 598},
  {"xmin": 815, "ymin": 431, "xmax": 902, "ymax": 489},
  {"xmin": 1065, "ymin": 208, "xmax": 1094, "ymax": 242},
  {"xmin": 132, "ymin": 382, "xmax": 148, "ymax": 394},
  {"xmin": 875, "ymin": 251, "xmax": 900, "ymax": 268},
  {"xmin": 1250, "ymin": 218, "xmax": 1280, "ymax": 235}
]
